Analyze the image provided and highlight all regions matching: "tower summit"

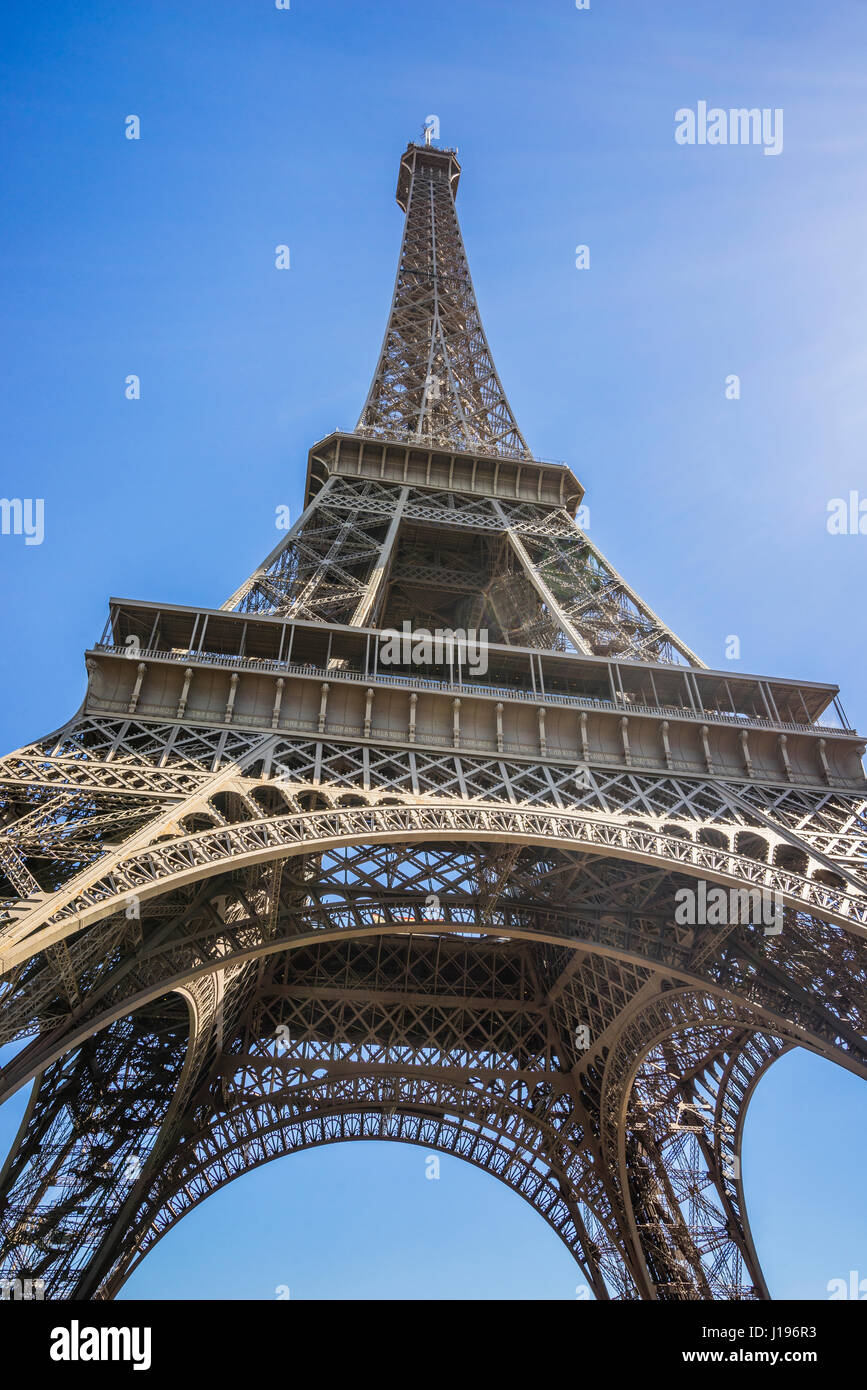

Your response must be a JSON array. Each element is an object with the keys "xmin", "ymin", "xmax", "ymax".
[
  {"xmin": 0, "ymin": 137, "xmax": 865, "ymax": 1302},
  {"xmin": 358, "ymin": 140, "xmax": 532, "ymax": 460}
]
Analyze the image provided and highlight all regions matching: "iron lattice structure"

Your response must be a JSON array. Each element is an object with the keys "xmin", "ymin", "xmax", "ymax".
[{"xmin": 1, "ymin": 139, "xmax": 865, "ymax": 1302}]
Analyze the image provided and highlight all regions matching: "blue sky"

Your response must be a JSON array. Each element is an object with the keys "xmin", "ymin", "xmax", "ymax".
[{"xmin": 0, "ymin": 0, "xmax": 865, "ymax": 1297}]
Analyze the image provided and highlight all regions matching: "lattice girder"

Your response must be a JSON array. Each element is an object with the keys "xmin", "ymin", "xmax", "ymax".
[
  {"xmin": 357, "ymin": 144, "xmax": 531, "ymax": 460},
  {"xmin": 1, "ymin": 136, "xmax": 865, "ymax": 1302},
  {"xmin": 594, "ymin": 992, "xmax": 813, "ymax": 1300},
  {"xmin": 2, "ymin": 830, "xmax": 866, "ymax": 1300},
  {"xmin": 222, "ymin": 472, "xmax": 706, "ymax": 665}
]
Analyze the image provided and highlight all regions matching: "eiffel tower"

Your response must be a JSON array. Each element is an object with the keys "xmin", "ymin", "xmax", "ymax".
[{"xmin": 1, "ymin": 134, "xmax": 865, "ymax": 1303}]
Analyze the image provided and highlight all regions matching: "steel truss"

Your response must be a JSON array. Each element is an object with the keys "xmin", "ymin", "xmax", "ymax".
[
  {"xmin": 228, "ymin": 475, "xmax": 703, "ymax": 665},
  {"xmin": 1, "ymin": 138, "xmax": 865, "ymax": 1301}
]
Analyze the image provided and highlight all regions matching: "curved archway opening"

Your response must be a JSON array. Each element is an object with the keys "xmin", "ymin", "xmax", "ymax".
[
  {"xmin": 117, "ymin": 1138, "xmax": 588, "ymax": 1301},
  {"xmin": 742, "ymin": 1049, "xmax": 867, "ymax": 1300}
]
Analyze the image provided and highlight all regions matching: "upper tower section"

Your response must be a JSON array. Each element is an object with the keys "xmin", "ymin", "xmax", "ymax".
[{"xmin": 356, "ymin": 140, "xmax": 533, "ymax": 461}]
